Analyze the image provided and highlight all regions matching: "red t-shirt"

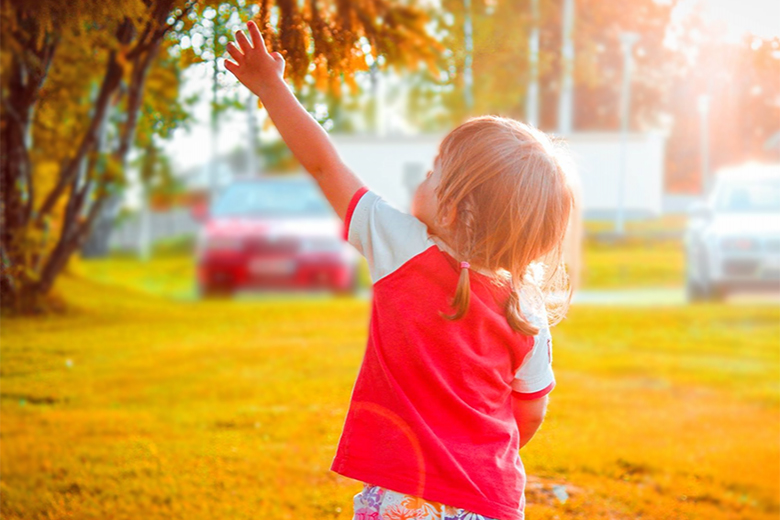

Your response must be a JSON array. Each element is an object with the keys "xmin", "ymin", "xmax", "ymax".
[{"xmin": 331, "ymin": 188, "xmax": 555, "ymax": 520}]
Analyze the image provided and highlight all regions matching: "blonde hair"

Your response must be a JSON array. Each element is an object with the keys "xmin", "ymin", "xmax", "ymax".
[{"xmin": 434, "ymin": 115, "xmax": 577, "ymax": 336}]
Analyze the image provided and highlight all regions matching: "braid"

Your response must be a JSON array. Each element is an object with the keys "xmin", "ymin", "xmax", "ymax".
[{"xmin": 441, "ymin": 198, "xmax": 478, "ymax": 321}]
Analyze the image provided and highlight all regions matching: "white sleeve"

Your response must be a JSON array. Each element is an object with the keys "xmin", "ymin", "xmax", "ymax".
[
  {"xmin": 344, "ymin": 188, "xmax": 434, "ymax": 283},
  {"xmin": 511, "ymin": 321, "xmax": 555, "ymax": 399}
]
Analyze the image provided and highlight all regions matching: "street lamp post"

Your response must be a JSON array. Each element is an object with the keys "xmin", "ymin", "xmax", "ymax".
[
  {"xmin": 246, "ymin": 91, "xmax": 260, "ymax": 177},
  {"xmin": 526, "ymin": 0, "xmax": 540, "ymax": 127},
  {"xmin": 697, "ymin": 94, "xmax": 711, "ymax": 195},
  {"xmin": 615, "ymin": 31, "xmax": 639, "ymax": 236},
  {"xmin": 463, "ymin": 0, "xmax": 474, "ymax": 111},
  {"xmin": 558, "ymin": 0, "xmax": 575, "ymax": 134}
]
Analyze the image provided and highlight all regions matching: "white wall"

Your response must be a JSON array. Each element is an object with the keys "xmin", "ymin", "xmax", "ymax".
[
  {"xmin": 332, "ymin": 134, "xmax": 444, "ymax": 211},
  {"xmin": 565, "ymin": 131, "xmax": 666, "ymax": 218}
]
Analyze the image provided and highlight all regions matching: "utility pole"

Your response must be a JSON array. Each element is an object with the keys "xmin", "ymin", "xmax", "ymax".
[
  {"xmin": 697, "ymin": 94, "xmax": 711, "ymax": 195},
  {"xmin": 370, "ymin": 61, "xmax": 386, "ymax": 136},
  {"xmin": 558, "ymin": 0, "xmax": 575, "ymax": 134},
  {"xmin": 463, "ymin": 0, "xmax": 474, "ymax": 111},
  {"xmin": 210, "ymin": 14, "xmax": 219, "ymax": 197},
  {"xmin": 615, "ymin": 31, "xmax": 640, "ymax": 236},
  {"xmin": 246, "ymin": 91, "xmax": 261, "ymax": 177},
  {"xmin": 526, "ymin": 0, "xmax": 540, "ymax": 127}
]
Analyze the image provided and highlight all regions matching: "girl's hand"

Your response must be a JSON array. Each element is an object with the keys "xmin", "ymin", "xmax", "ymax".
[
  {"xmin": 224, "ymin": 20, "xmax": 285, "ymax": 97},
  {"xmin": 221, "ymin": 19, "xmax": 365, "ymax": 221}
]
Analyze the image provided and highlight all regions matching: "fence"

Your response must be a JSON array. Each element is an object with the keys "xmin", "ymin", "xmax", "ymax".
[{"xmin": 109, "ymin": 207, "xmax": 200, "ymax": 253}]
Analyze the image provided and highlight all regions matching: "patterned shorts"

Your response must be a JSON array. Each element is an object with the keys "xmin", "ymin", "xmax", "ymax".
[{"xmin": 352, "ymin": 482, "xmax": 500, "ymax": 520}]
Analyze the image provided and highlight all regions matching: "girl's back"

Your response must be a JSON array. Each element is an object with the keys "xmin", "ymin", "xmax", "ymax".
[{"xmin": 331, "ymin": 188, "xmax": 556, "ymax": 520}]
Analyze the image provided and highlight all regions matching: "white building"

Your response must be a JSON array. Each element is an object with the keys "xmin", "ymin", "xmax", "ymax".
[{"xmin": 332, "ymin": 131, "xmax": 667, "ymax": 220}]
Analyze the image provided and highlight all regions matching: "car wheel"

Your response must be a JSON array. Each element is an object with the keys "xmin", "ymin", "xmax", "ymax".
[
  {"xmin": 198, "ymin": 282, "xmax": 233, "ymax": 299},
  {"xmin": 686, "ymin": 276, "xmax": 706, "ymax": 303},
  {"xmin": 709, "ymin": 282, "xmax": 728, "ymax": 302},
  {"xmin": 685, "ymin": 245, "xmax": 708, "ymax": 303},
  {"xmin": 198, "ymin": 282, "xmax": 213, "ymax": 299},
  {"xmin": 334, "ymin": 268, "xmax": 360, "ymax": 296},
  {"xmin": 691, "ymin": 245, "xmax": 725, "ymax": 302}
]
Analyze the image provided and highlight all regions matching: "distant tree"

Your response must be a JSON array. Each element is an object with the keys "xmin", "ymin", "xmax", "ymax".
[
  {"xmin": 663, "ymin": 9, "xmax": 780, "ymax": 193},
  {"xmin": 409, "ymin": 0, "xmax": 780, "ymax": 195},
  {"xmin": 567, "ymin": 0, "xmax": 679, "ymax": 132},
  {"xmin": 405, "ymin": 0, "xmax": 679, "ymax": 133}
]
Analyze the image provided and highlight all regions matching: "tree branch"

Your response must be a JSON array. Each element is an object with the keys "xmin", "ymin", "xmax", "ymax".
[
  {"xmin": 127, "ymin": 0, "xmax": 195, "ymax": 61},
  {"xmin": 34, "ymin": 17, "xmax": 134, "ymax": 222}
]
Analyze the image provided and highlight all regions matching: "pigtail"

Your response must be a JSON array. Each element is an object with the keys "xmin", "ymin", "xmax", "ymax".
[
  {"xmin": 439, "ymin": 197, "xmax": 478, "ymax": 322},
  {"xmin": 442, "ymin": 263, "xmax": 472, "ymax": 321},
  {"xmin": 504, "ymin": 277, "xmax": 540, "ymax": 336}
]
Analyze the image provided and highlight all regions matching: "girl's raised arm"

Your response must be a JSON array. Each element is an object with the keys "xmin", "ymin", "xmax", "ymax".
[{"xmin": 224, "ymin": 21, "xmax": 365, "ymax": 221}]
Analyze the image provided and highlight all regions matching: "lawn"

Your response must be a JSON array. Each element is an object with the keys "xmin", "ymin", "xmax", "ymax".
[
  {"xmin": 581, "ymin": 238, "xmax": 684, "ymax": 290},
  {"xmin": 1, "ymin": 253, "xmax": 778, "ymax": 519},
  {"xmin": 79, "ymin": 234, "xmax": 688, "ymax": 299}
]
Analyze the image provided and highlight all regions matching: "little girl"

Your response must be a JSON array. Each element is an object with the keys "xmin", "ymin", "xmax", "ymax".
[{"xmin": 225, "ymin": 21, "xmax": 576, "ymax": 520}]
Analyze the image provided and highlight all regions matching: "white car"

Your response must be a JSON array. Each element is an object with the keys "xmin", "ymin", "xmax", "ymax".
[{"xmin": 685, "ymin": 163, "xmax": 780, "ymax": 301}]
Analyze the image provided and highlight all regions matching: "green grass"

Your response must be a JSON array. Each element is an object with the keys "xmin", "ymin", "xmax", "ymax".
[
  {"xmin": 88, "ymin": 248, "xmax": 371, "ymax": 300},
  {"xmin": 1, "ymin": 244, "xmax": 777, "ymax": 519},
  {"xmin": 584, "ymin": 215, "xmax": 688, "ymax": 235},
  {"xmin": 92, "ymin": 235, "xmax": 687, "ymax": 299},
  {"xmin": 582, "ymin": 238, "xmax": 685, "ymax": 289},
  {"xmin": 581, "ymin": 217, "xmax": 686, "ymax": 289}
]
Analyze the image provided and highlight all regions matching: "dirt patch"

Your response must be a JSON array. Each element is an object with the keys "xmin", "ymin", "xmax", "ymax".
[{"xmin": 525, "ymin": 475, "xmax": 585, "ymax": 506}]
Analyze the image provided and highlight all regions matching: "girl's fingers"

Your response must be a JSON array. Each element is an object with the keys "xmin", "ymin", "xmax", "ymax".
[
  {"xmin": 226, "ymin": 42, "xmax": 244, "ymax": 63},
  {"xmin": 224, "ymin": 59, "xmax": 239, "ymax": 74},
  {"xmin": 235, "ymin": 30, "xmax": 252, "ymax": 53},
  {"xmin": 247, "ymin": 21, "xmax": 267, "ymax": 53}
]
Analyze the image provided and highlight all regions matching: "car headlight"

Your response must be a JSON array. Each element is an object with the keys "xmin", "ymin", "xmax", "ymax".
[{"xmin": 721, "ymin": 237, "xmax": 759, "ymax": 251}]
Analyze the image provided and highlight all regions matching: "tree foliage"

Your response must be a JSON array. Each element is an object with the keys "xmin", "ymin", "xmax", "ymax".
[
  {"xmin": 0, "ymin": 0, "xmax": 444, "ymax": 313},
  {"xmin": 1, "ymin": 0, "xmax": 190, "ymax": 313},
  {"xmin": 405, "ymin": 0, "xmax": 678, "ymax": 131},
  {"xmin": 406, "ymin": 0, "xmax": 778, "ymax": 193},
  {"xmin": 663, "ymin": 11, "xmax": 780, "ymax": 192}
]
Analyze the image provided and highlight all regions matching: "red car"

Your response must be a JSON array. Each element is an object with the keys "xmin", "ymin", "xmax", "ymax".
[{"xmin": 194, "ymin": 175, "xmax": 360, "ymax": 296}]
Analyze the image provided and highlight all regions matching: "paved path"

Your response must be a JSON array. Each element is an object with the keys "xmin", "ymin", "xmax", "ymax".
[
  {"xmin": 572, "ymin": 288, "xmax": 780, "ymax": 306},
  {"xmin": 572, "ymin": 288, "xmax": 685, "ymax": 306},
  {"xmin": 226, "ymin": 287, "xmax": 779, "ymax": 306}
]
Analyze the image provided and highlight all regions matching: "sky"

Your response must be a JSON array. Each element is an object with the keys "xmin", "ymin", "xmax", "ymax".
[
  {"xmin": 160, "ymin": 62, "xmax": 254, "ymax": 174},
  {"xmin": 696, "ymin": 0, "xmax": 780, "ymax": 40},
  {"xmin": 158, "ymin": 0, "xmax": 780, "ymax": 181}
]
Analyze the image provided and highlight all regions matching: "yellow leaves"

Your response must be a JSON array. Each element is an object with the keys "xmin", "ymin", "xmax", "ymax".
[
  {"xmin": 103, "ymin": 155, "xmax": 124, "ymax": 186},
  {"xmin": 242, "ymin": 0, "xmax": 443, "ymax": 97},
  {"xmin": 328, "ymin": 73, "xmax": 341, "ymax": 99},
  {"xmin": 177, "ymin": 47, "xmax": 204, "ymax": 69},
  {"xmin": 312, "ymin": 54, "xmax": 330, "ymax": 91},
  {"xmin": 115, "ymin": 43, "xmax": 133, "ymax": 81},
  {"xmin": 344, "ymin": 72, "xmax": 359, "ymax": 96}
]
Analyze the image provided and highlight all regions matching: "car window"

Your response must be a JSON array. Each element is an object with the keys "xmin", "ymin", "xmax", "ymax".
[
  {"xmin": 716, "ymin": 179, "xmax": 780, "ymax": 213},
  {"xmin": 211, "ymin": 179, "xmax": 333, "ymax": 217}
]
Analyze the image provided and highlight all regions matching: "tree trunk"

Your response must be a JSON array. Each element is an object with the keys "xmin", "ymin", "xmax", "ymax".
[
  {"xmin": 0, "ymin": 19, "xmax": 58, "ymax": 311},
  {"xmin": 0, "ymin": 59, "xmax": 32, "ymax": 308}
]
